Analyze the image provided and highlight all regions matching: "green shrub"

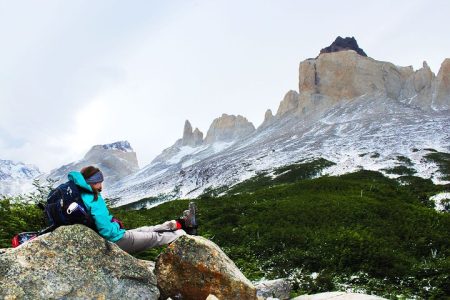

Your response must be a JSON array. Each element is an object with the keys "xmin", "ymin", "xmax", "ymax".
[{"xmin": 3, "ymin": 167, "xmax": 449, "ymax": 299}]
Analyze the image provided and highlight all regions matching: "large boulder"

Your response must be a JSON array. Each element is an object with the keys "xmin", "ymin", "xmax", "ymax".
[
  {"xmin": 155, "ymin": 235, "xmax": 257, "ymax": 300},
  {"xmin": 254, "ymin": 278, "xmax": 292, "ymax": 299},
  {"xmin": 0, "ymin": 225, "xmax": 159, "ymax": 300}
]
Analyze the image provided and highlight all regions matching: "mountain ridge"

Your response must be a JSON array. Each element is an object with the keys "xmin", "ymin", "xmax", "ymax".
[
  {"xmin": 108, "ymin": 38, "xmax": 450, "ymax": 206},
  {"xmin": 2, "ymin": 37, "xmax": 449, "ymax": 202},
  {"xmin": 0, "ymin": 160, "xmax": 41, "ymax": 196}
]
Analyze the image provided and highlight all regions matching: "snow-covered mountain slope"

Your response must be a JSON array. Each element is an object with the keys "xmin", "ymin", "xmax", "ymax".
[
  {"xmin": 0, "ymin": 160, "xmax": 41, "ymax": 196},
  {"xmin": 108, "ymin": 93, "xmax": 449, "ymax": 206},
  {"xmin": 108, "ymin": 38, "xmax": 450, "ymax": 206},
  {"xmin": 43, "ymin": 141, "xmax": 139, "ymax": 193},
  {"xmin": 0, "ymin": 141, "xmax": 140, "ymax": 197}
]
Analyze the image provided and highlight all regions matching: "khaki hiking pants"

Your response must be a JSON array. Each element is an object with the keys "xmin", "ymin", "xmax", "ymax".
[{"xmin": 115, "ymin": 220, "xmax": 186, "ymax": 254}]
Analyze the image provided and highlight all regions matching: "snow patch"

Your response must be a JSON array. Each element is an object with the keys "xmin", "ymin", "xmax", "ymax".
[
  {"xmin": 430, "ymin": 192, "xmax": 450, "ymax": 212},
  {"xmin": 167, "ymin": 145, "xmax": 208, "ymax": 164},
  {"xmin": 212, "ymin": 141, "xmax": 235, "ymax": 153}
]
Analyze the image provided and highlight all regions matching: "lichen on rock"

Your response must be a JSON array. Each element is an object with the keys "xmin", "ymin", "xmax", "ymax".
[
  {"xmin": 156, "ymin": 235, "xmax": 257, "ymax": 300},
  {"xmin": 0, "ymin": 225, "xmax": 159, "ymax": 300}
]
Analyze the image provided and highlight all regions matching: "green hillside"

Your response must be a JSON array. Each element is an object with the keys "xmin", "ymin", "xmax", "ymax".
[
  {"xmin": 110, "ymin": 163, "xmax": 450, "ymax": 299},
  {"xmin": 1, "ymin": 159, "xmax": 449, "ymax": 299}
]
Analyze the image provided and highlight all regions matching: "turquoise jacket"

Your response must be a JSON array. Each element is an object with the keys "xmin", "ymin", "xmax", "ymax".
[{"xmin": 68, "ymin": 171, "xmax": 125, "ymax": 242}]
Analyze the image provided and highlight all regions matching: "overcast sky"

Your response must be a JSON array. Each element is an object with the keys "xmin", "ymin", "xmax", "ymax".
[{"xmin": 1, "ymin": 0, "xmax": 449, "ymax": 173}]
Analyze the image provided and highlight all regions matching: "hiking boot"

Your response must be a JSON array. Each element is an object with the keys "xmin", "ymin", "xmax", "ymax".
[{"xmin": 176, "ymin": 202, "xmax": 198, "ymax": 235}]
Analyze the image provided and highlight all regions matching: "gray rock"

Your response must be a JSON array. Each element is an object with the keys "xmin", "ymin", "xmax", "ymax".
[
  {"xmin": 291, "ymin": 291, "xmax": 388, "ymax": 300},
  {"xmin": 182, "ymin": 120, "xmax": 204, "ymax": 147},
  {"xmin": 204, "ymin": 113, "xmax": 255, "ymax": 144},
  {"xmin": 433, "ymin": 58, "xmax": 450, "ymax": 110},
  {"xmin": 254, "ymin": 278, "xmax": 292, "ymax": 299},
  {"xmin": 0, "ymin": 225, "xmax": 159, "ymax": 300},
  {"xmin": 156, "ymin": 235, "xmax": 257, "ymax": 300},
  {"xmin": 276, "ymin": 90, "xmax": 300, "ymax": 117}
]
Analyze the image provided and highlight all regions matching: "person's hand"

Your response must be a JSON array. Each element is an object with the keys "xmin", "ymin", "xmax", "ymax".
[{"xmin": 112, "ymin": 217, "xmax": 124, "ymax": 229}]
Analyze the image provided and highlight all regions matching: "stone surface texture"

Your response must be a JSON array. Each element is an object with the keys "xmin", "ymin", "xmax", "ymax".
[
  {"xmin": 434, "ymin": 58, "xmax": 450, "ymax": 110},
  {"xmin": 254, "ymin": 278, "xmax": 292, "ymax": 299},
  {"xmin": 276, "ymin": 90, "xmax": 300, "ymax": 117},
  {"xmin": 204, "ymin": 113, "xmax": 255, "ymax": 144},
  {"xmin": 182, "ymin": 120, "xmax": 204, "ymax": 146},
  {"xmin": 0, "ymin": 225, "xmax": 159, "ymax": 300},
  {"xmin": 155, "ymin": 235, "xmax": 257, "ymax": 300}
]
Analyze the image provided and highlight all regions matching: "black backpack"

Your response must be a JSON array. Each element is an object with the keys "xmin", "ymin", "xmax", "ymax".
[{"xmin": 45, "ymin": 181, "xmax": 96, "ymax": 230}]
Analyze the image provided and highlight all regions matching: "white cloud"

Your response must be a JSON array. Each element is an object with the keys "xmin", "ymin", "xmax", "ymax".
[{"xmin": 1, "ymin": 0, "xmax": 449, "ymax": 173}]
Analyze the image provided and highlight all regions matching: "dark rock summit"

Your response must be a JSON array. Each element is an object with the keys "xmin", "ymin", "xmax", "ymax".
[{"xmin": 319, "ymin": 36, "xmax": 367, "ymax": 57}]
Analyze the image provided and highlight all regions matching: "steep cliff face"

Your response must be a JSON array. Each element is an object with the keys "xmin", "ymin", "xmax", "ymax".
[
  {"xmin": 299, "ymin": 50, "xmax": 413, "ymax": 102},
  {"xmin": 182, "ymin": 120, "xmax": 204, "ymax": 147},
  {"xmin": 295, "ymin": 48, "xmax": 449, "ymax": 115},
  {"xmin": 433, "ymin": 58, "xmax": 450, "ymax": 110},
  {"xmin": 276, "ymin": 90, "xmax": 300, "ymax": 117},
  {"xmin": 204, "ymin": 114, "xmax": 255, "ymax": 144}
]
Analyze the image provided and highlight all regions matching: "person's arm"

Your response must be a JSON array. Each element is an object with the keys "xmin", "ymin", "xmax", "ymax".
[{"xmin": 88, "ymin": 195, "xmax": 125, "ymax": 242}]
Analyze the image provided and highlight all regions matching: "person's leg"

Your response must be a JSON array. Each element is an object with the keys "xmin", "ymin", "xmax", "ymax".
[
  {"xmin": 130, "ymin": 220, "xmax": 177, "ymax": 233},
  {"xmin": 115, "ymin": 228, "xmax": 186, "ymax": 254}
]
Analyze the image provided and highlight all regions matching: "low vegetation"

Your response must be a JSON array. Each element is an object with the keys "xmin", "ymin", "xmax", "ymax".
[
  {"xmin": 2, "ymin": 159, "xmax": 449, "ymax": 299},
  {"xmin": 381, "ymin": 165, "xmax": 416, "ymax": 176},
  {"xmin": 425, "ymin": 151, "xmax": 450, "ymax": 181}
]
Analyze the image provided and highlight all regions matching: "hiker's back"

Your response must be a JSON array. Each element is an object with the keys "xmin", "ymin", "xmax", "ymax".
[{"xmin": 45, "ymin": 181, "xmax": 96, "ymax": 229}]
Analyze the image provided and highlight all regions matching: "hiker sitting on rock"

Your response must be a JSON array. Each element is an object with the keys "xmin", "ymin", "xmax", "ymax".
[{"xmin": 50, "ymin": 166, "xmax": 197, "ymax": 254}]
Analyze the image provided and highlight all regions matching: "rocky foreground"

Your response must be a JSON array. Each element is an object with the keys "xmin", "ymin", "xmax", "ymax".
[{"xmin": 0, "ymin": 225, "xmax": 387, "ymax": 300}]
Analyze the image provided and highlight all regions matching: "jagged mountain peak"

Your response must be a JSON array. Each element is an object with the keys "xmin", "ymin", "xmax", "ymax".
[
  {"xmin": 95, "ymin": 141, "xmax": 134, "ymax": 153},
  {"xmin": 264, "ymin": 109, "xmax": 274, "ymax": 123},
  {"xmin": 108, "ymin": 41, "xmax": 450, "ymax": 206},
  {"xmin": 204, "ymin": 114, "xmax": 255, "ymax": 144},
  {"xmin": 319, "ymin": 36, "xmax": 367, "ymax": 57},
  {"xmin": 182, "ymin": 120, "xmax": 203, "ymax": 147},
  {"xmin": 276, "ymin": 90, "xmax": 300, "ymax": 117}
]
